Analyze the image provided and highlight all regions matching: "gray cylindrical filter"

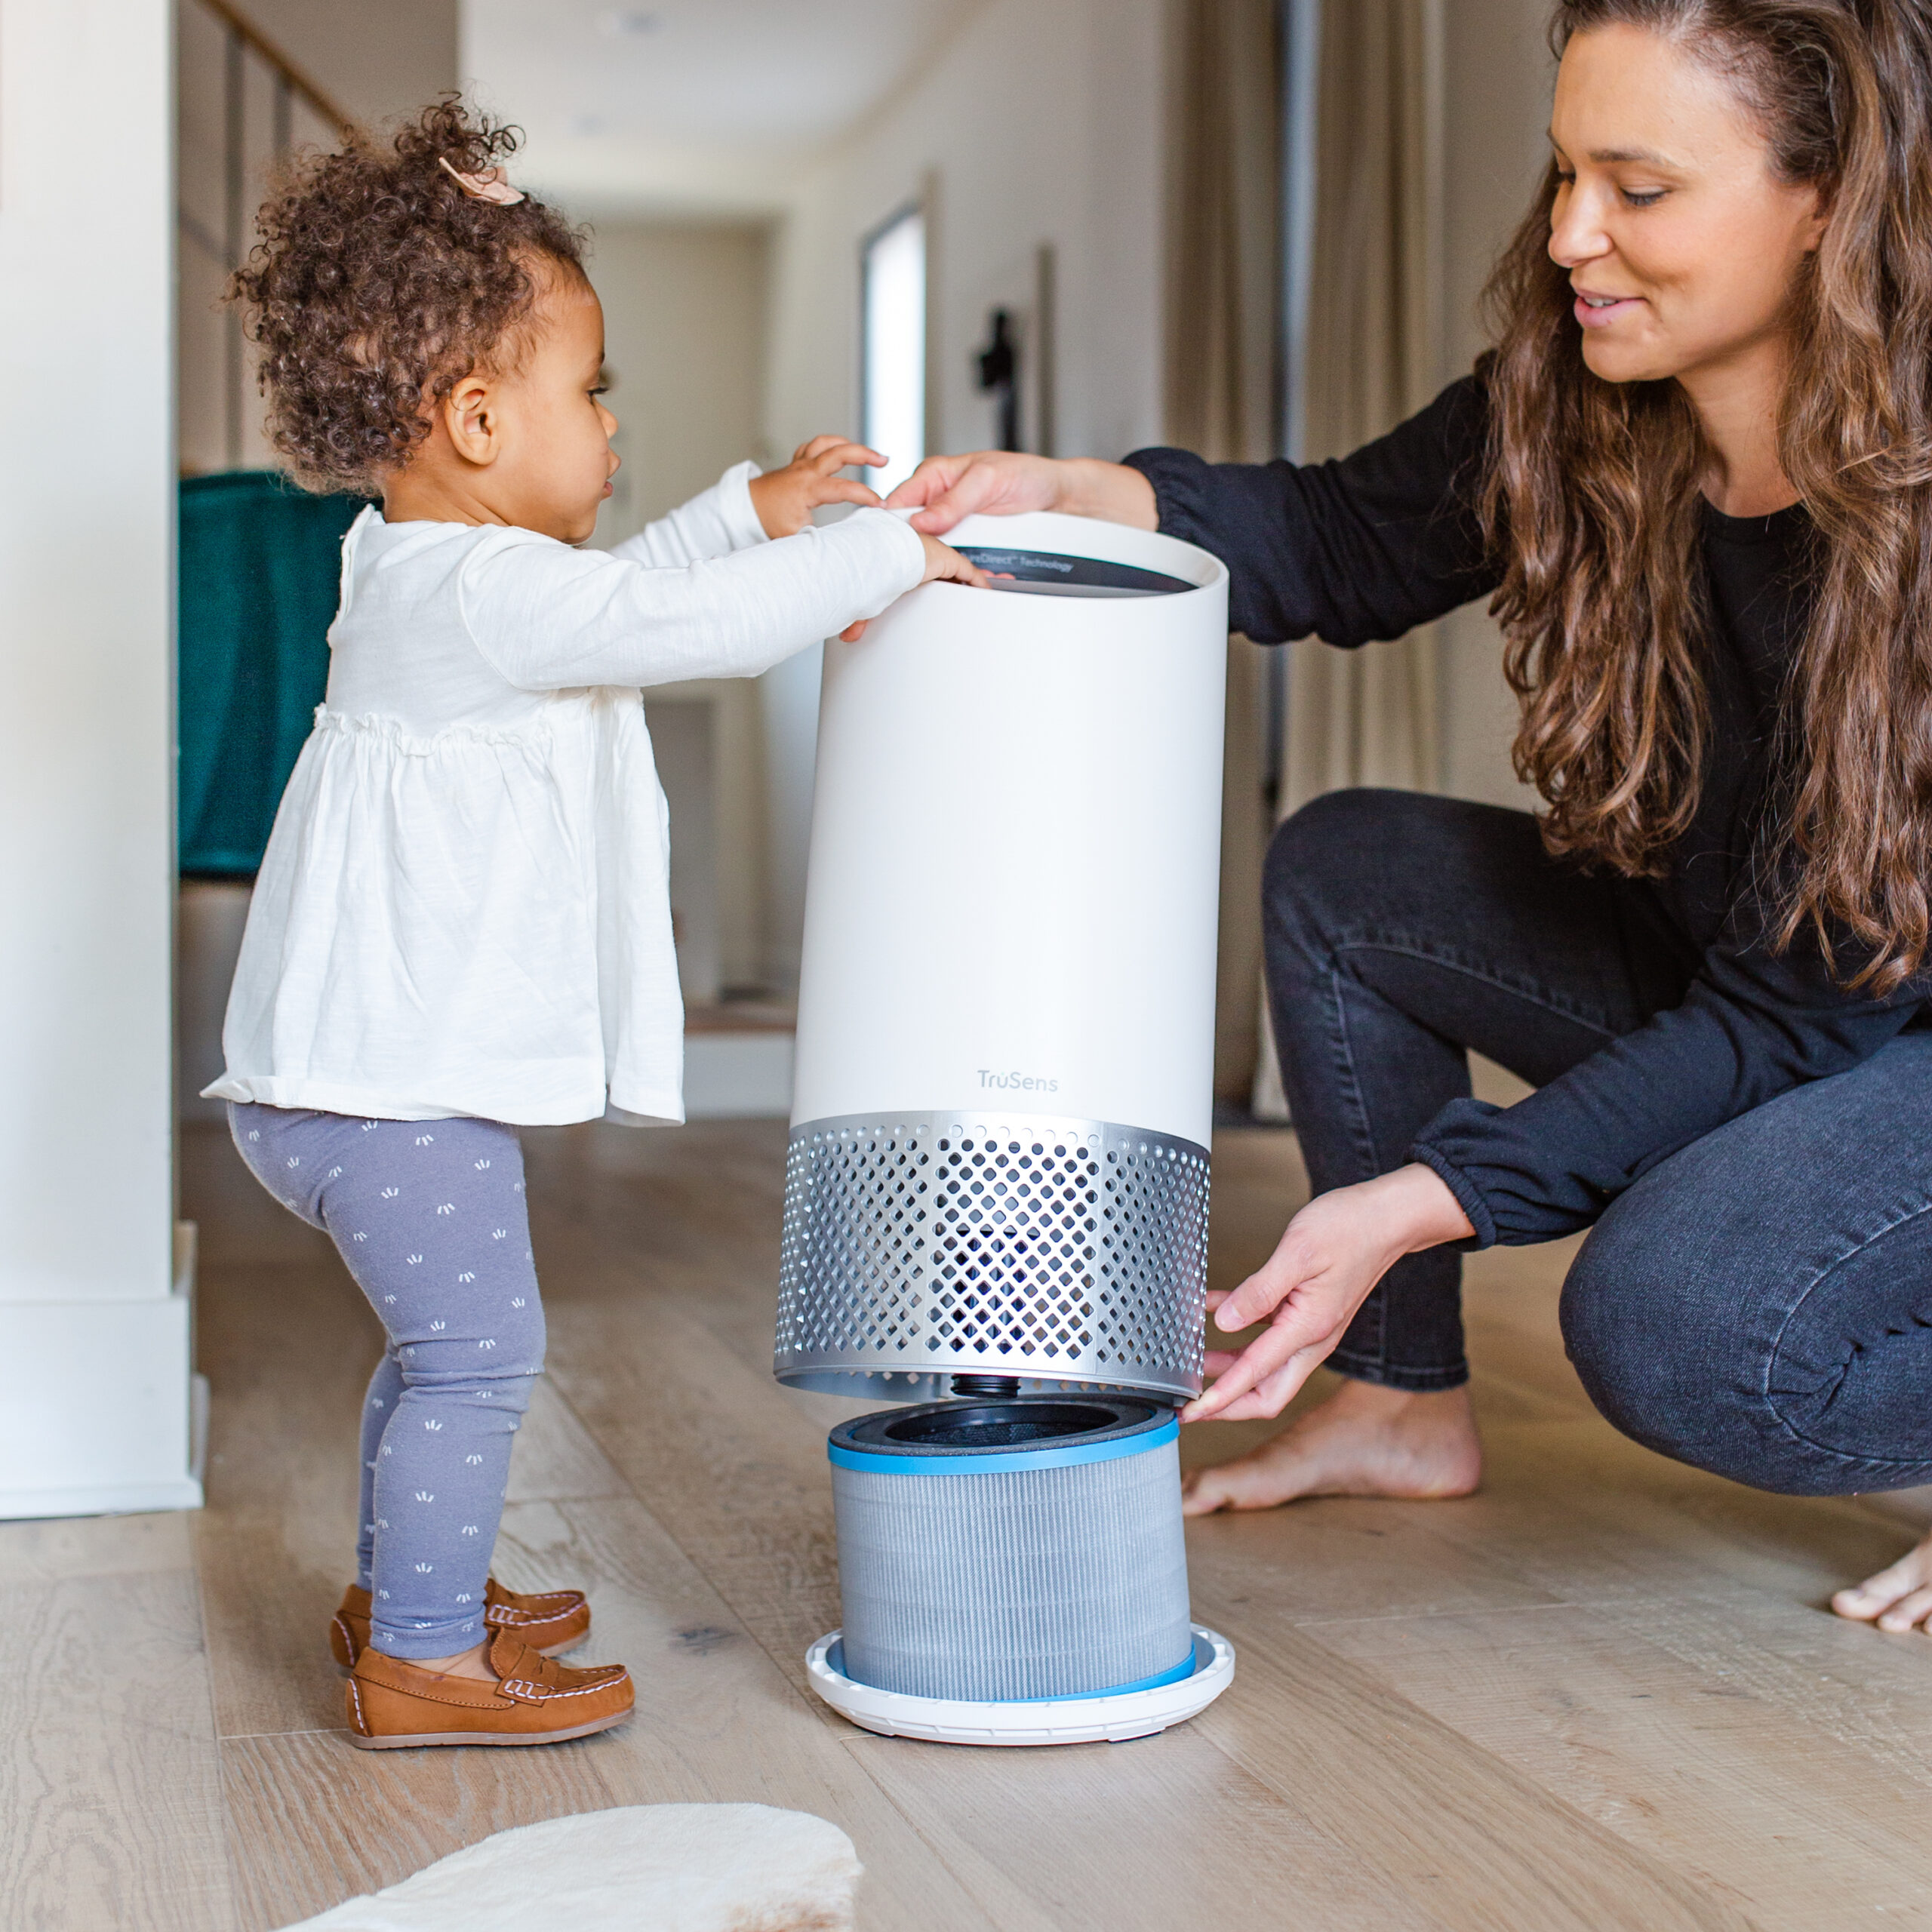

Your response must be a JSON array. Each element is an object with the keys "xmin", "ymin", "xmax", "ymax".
[{"xmin": 829, "ymin": 1395, "xmax": 1192, "ymax": 1703}]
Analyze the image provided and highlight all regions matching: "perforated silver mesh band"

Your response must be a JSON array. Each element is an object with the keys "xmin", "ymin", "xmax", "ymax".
[{"xmin": 774, "ymin": 1111, "xmax": 1210, "ymax": 1401}]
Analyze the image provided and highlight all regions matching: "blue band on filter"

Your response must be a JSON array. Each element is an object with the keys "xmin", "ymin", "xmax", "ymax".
[
  {"xmin": 1011, "ymin": 1647, "xmax": 1199, "ymax": 1702},
  {"xmin": 826, "ymin": 1637, "xmax": 1201, "ymax": 1703},
  {"xmin": 828, "ymin": 1414, "xmax": 1178, "ymax": 1477}
]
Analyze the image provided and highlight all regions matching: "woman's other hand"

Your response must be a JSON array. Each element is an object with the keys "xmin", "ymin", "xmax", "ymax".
[
  {"xmin": 749, "ymin": 434, "xmax": 885, "ymax": 537},
  {"xmin": 836, "ymin": 533, "xmax": 989, "ymax": 642},
  {"xmin": 887, "ymin": 451, "xmax": 1159, "ymax": 535},
  {"xmin": 1182, "ymin": 1164, "xmax": 1475, "ymax": 1423}
]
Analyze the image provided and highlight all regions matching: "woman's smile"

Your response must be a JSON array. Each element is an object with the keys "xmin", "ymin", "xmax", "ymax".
[{"xmin": 1572, "ymin": 285, "xmax": 1644, "ymax": 328}]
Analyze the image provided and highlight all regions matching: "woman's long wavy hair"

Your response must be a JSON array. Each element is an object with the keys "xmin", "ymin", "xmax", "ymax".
[{"xmin": 1484, "ymin": 0, "xmax": 1932, "ymax": 990}]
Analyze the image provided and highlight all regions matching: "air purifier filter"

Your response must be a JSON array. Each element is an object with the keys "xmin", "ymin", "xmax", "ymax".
[
  {"xmin": 830, "ymin": 1395, "xmax": 1190, "ymax": 1700},
  {"xmin": 774, "ymin": 510, "xmax": 1230, "ymax": 1405}
]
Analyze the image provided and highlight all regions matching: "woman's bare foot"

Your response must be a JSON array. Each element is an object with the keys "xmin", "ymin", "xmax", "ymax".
[
  {"xmin": 1832, "ymin": 1527, "xmax": 1932, "ymax": 1632},
  {"xmin": 1181, "ymin": 1379, "xmax": 1482, "ymax": 1516}
]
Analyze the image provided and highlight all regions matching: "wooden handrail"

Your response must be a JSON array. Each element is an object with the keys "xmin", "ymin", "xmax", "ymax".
[{"xmin": 193, "ymin": 0, "xmax": 357, "ymax": 137}]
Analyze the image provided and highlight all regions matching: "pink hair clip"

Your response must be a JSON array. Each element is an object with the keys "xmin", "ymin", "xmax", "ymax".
[{"xmin": 438, "ymin": 155, "xmax": 526, "ymax": 205}]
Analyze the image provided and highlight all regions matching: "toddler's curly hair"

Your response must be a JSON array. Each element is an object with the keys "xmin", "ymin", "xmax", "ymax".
[{"xmin": 229, "ymin": 98, "xmax": 587, "ymax": 493}]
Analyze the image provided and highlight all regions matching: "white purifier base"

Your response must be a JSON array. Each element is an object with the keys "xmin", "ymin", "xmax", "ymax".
[{"xmin": 806, "ymin": 1626, "xmax": 1235, "ymax": 1747}]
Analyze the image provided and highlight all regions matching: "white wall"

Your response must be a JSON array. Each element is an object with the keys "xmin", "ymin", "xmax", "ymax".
[
  {"xmin": 585, "ymin": 220, "xmax": 777, "ymax": 996},
  {"xmin": 764, "ymin": 0, "xmax": 1165, "ymax": 473},
  {"xmin": 757, "ymin": 0, "xmax": 1169, "ymax": 982},
  {"xmin": 588, "ymin": 221, "xmax": 774, "ymax": 538},
  {"xmin": 0, "ymin": 0, "xmax": 198, "ymax": 1513}
]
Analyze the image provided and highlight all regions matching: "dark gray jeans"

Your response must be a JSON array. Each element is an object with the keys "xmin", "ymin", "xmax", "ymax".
[{"xmin": 1266, "ymin": 787, "xmax": 1932, "ymax": 1496}]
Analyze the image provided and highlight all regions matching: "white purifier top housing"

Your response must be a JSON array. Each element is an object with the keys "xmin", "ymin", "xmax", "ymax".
[{"xmin": 774, "ymin": 510, "xmax": 1229, "ymax": 1404}]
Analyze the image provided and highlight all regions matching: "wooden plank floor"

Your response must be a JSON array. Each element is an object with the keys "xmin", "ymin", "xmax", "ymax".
[{"xmin": 7, "ymin": 1112, "xmax": 1932, "ymax": 1929}]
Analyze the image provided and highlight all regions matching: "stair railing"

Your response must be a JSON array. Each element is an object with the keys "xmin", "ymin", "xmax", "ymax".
[{"xmin": 182, "ymin": 0, "xmax": 355, "ymax": 468}]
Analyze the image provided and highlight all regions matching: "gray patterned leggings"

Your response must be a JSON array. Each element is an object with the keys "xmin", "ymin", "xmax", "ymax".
[{"xmin": 229, "ymin": 1103, "xmax": 545, "ymax": 1660}]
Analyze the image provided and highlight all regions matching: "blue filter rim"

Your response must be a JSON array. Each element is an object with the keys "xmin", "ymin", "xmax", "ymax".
[
  {"xmin": 829, "ymin": 1414, "xmax": 1177, "ymax": 1476},
  {"xmin": 827, "ymin": 1633, "xmax": 1204, "ymax": 1703}
]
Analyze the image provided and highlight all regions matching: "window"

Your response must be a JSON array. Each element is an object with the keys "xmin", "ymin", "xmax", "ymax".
[{"xmin": 860, "ymin": 206, "xmax": 926, "ymax": 497}]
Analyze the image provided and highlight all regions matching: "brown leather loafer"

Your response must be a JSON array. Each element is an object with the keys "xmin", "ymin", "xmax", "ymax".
[
  {"xmin": 329, "ymin": 1578, "xmax": 591, "ymax": 1671},
  {"xmin": 346, "ymin": 1629, "xmax": 634, "ymax": 1749}
]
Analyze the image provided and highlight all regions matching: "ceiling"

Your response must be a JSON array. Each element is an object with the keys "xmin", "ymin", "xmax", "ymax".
[{"xmin": 460, "ymin": 0, "xmax": 975, "ymax": 217}]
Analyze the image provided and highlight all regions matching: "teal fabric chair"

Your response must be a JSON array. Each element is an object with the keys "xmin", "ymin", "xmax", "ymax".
[{"xmin": 177, "ymin": 472, "xmax": 367, "ymax": 877}]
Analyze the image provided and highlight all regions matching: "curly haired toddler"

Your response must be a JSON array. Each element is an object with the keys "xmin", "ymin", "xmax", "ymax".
[{"xmin": 207, "ymin": 100, "xmax": 980, "ymax": 1749}]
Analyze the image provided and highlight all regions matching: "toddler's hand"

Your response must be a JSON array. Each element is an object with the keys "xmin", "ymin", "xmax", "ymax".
[
  {"xmin": 838, "ymin": 534, "xmax": 988, "ymax": 642},
  {"xmin": 749, "ymin": 434, "xmax": 885, "ymax": 537},
  {"xmin": 918, "ymin": 531, "xmax": 989, "ymax": 590}
]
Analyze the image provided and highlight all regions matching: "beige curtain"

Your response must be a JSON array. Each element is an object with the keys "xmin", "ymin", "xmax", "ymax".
[
  {"xmin": 1166, "ymin": 0, "xmax": 1281, "ymax": 469},
  {"xmin": 1284, "ymin": 0, "xmax": 1446, "ymax": 813},
  {"xmin": 1164, "ymin": 0, "xmax": 1444, "ymax": 1115},
  {"xmin": 1248, "ymin": 0, "xmax": 1445, "ymax": 1118},
  {"xmin": 1164, "ymin": 0, "xmax": 1281, "ymax": 1109}
]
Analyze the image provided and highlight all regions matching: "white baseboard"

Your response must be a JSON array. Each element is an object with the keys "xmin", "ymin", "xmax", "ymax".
[
  {"xmin": 0, "ymin": 1474, "xmax": 206, "ymax": 1521},
  {"xmin": 0, "ymin": 1233, "xmax": 202, "ymax": 1521}
]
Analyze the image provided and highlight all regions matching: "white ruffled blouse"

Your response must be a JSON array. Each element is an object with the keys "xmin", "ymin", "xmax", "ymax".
[{"xmin": 206, "ymin": 464, "xmax": 925, "ymax": 1125}]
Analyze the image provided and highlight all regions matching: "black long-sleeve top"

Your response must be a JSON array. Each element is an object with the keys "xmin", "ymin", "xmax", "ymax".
[{"xmin": 1125, "ymin": 373, "xmax": 1924, "ymax": 1246}]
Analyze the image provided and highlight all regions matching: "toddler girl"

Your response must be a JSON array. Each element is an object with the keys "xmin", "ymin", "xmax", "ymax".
[{"xmin": 209, "ymin": 100, "xmax": 979, "ymax": 1749}]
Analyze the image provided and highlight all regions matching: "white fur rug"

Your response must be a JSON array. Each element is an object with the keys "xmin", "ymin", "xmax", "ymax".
[{"xmin": 275, "ymin": 1804, "xmax": 862, "ymax": 1932}]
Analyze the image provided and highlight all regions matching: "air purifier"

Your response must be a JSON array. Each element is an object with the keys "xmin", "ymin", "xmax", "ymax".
[{"xmin": 776, "ymin": 509, "xmax": 1235, "ymax": 1745}]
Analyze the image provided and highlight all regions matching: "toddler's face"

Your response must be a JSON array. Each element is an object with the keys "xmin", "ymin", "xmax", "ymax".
[
  {"xmin": 381, "ymin": 259, "xmax": 620, "ymax": 541},
  {"xmin": 471, "ymin": 271, "xmax": 619, "ymax": 543}
]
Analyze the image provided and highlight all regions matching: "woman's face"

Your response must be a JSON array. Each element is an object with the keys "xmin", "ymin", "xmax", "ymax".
[{"xmin": 1547, "ymin": 23, "xmax": 1826, "ymax": 389}]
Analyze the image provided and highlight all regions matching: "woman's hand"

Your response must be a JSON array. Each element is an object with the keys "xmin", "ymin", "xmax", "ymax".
[
  {"xmin": 1183, "ymin": 1164, "xmax": 1475, "ymax": 1423},
  {"xmin": 886, "ymin": 451, "xmax": 1158, "ymax": 535},
  {"xmin": 749, "ymin": 434, "xmax": 886, "ymax": 538}
]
